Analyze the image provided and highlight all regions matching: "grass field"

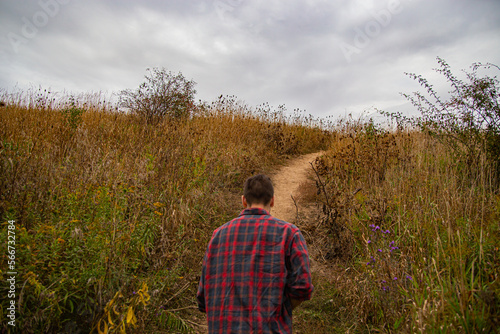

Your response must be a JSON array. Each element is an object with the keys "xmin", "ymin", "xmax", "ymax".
[
  {"xmin": 295, "ymin": 120, "xmax": 500, "ymax": 333},
  {"xmin": 0, "ymin": 90, "xmax": 498, "ymax": 333}
]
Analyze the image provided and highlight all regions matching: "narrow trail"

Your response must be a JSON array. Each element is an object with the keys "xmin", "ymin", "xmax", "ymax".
[{"xmin": 270, "ymin": 151, "xmax": 323, "ymax": 223}]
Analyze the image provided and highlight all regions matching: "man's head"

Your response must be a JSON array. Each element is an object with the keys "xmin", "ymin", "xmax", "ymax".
[{"xmin": 242, "ymin": 174, "xmax": 274, "ymax": 209}]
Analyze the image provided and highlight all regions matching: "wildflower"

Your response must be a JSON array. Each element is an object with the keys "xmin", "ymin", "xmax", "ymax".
[
  {"xmin": 406, "ymin": 275, "xmax": 412, "ymax": 280},
  {"xmin": 378, "ymin": 249, "xmax": 382, "ymax": 252},
  {"xmin": 154, "ymin": 211, "xmax": 163, "ymax": 216},
  {"xmin": 390, "ymin": 241, "xmax": 395, "ymax": 246},
  {"xmin": 385, "ymin": 230, "xmax": 390, "ymax": 234},
  {"xmin": 367, "ymin": 240, "xmax": 371, "ymax": 244},
  {"xmin": 394, "ymin": 277, "xmax": 398, "ymax": 280},
  {"xmin": 381, "ymin": 280, "xmax": 386, "ymax": 284}
]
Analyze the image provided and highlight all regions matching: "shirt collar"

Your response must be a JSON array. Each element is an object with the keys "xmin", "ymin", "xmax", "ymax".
[{"xmin": 239, "ymin": 208, "xmax": 270, "ymax": 216}]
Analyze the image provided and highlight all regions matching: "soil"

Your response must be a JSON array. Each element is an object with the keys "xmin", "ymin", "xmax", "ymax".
[{"xmin": 270, "ymin": 152, "xmax": 323, "ymax": 223}]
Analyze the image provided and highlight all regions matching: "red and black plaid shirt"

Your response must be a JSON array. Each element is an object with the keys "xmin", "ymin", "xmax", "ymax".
[{"xmin": 197, "ymin": 208, "xmax": 313, "ymax": 333}]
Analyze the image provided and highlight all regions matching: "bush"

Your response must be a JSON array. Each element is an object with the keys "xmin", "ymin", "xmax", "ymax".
[
  {"xmin": 311, "ymin": 115, "xmax": 500, "ymax": 332},
  {"xmin": 119, "ymin": 68, "xmax": 196, "ymax": 123},
  {"xmin": 383, "ymin": 57, "xmax": 500, "ymax": 181}
]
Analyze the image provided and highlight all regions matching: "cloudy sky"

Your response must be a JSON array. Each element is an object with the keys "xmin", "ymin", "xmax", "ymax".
[{"xmin": 1, "ymin": 0, "xmax": 500, "ymax": 118}]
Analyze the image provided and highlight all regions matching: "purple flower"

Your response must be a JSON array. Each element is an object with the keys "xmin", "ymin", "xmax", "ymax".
[
  {"xmin": 390, "ymin": 241, "xmax": 395, "ymax": 246},
  {"xmin": 381, "ymin": 280, "xmax": 386, "ymax": 284},
  {"xmin": 367, "ymin": 240, "xmax": 371, "ymax": 244},
  {"xmin": 406, "ymin": 275, "xmax": 412, "ymax": 280},
  {"xmin": 378, "ymin": 249, "xmax": 382, "ymax": 252},
  {"xmin": 385, "ymin": 230, "xmax": 390, "ymax": 234},
  {"xmin": 394, "ymin": 277, "xmax": 398, "ymax": 280}
]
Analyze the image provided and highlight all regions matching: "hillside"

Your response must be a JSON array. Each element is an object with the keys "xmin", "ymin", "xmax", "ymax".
[{"xmin": 1, "ymin": 90, "xmax": 499, "ymax": 333}]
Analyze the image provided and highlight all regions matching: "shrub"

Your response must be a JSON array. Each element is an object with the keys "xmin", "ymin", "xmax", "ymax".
[
  {"xmin": 60, "ymin": 96, "xmax": 85, "ymax": 130},
  {"xmin": 119, "ymin": 68, "xmax": 196, "ymax": 123},
  {"xmin": 383, "ymin": 57, "xmax": 500, "ymax": 181},
  {"xmin": 311, "ymin": 114, "xmax": 499, "ymax": 332}
]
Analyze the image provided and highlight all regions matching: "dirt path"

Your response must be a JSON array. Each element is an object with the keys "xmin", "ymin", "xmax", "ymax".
[{"xmin": 270, "ymin": 151, "xmax": 323, "ymax": 223}]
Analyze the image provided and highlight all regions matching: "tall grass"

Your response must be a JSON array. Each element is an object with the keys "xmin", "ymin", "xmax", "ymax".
[
  {"xmin": 301, "ymin": 116, "xmax": 500, "ymax": 333},
  {"xmin": 0, "ymin": 91, "xmax": 329, "ymax": 333},
  {"xmin": 2, "ymin": 88, "xmax": 498, "ymax": 333}
]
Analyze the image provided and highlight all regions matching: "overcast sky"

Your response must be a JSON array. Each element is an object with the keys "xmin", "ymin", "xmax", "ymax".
[{"xmin": 1, "ymin": 0, "xmax": 500, "ymax": 118}]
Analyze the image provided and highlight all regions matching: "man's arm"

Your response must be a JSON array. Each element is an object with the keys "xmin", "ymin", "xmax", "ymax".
[
  {"xmin": 286, "ymin": 230, "xmax": 314, "ymax": 308},
  {"xmin": 197, "ymin": 253, "xmax": 209, "ymax": 313}
]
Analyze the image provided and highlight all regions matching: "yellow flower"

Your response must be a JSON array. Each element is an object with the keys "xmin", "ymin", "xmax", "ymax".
[
  {"xmin": 153, "ymin": 202, "xmax": 164, "ymax": 208},
  {"xmin": 154, "ymin": 211, "xmax": 163, "ymax": 216}
]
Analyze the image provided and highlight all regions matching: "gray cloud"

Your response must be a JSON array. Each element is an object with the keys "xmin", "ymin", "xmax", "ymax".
[{"xmin": 1, "ymin": 0, "xmax": 499, "ymax": 118}]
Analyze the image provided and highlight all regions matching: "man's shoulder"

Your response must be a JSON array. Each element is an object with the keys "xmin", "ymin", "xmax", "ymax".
[
  {"xmin": 266, "ymin": 216, "xmax": 301, "ymax": 232},
  {"xmin": 217, "ymin": 213, "xmax": 300, "ymax": 234}
]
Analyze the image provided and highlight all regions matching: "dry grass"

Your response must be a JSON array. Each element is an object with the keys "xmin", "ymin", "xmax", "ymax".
[
  {"xmin": 0, "ymin": 91, "xmax": 329, "ymax": 333},
  {"xmin": 299, "ymin": 117, "xmax": 500, "ymax": 333},
  {"xmin": 1, "ymin": 90, "xmax": 498, "ymax": 333}
]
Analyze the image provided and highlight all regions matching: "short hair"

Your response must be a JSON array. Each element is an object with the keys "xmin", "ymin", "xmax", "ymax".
[{"xmin": 244, "ymin": 174, "xmax": 274, "ymax": 206}]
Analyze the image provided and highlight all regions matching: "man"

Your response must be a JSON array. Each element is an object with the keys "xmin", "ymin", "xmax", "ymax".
[{"xmin": 197, "ymin": 174, "xmax": 313, "ymax": 333}]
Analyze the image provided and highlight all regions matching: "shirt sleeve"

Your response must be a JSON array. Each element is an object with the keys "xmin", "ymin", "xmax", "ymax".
[
  {"xmin": 286, "ymin": 230, "xmax": 314, "ymax": 301},
  {"xmin": 196, "ymin": 252, "xmax": 208, "ymax": 313}
]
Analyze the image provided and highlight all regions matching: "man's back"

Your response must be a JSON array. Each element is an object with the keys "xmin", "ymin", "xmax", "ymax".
[{"xmin": 197, "ymin": 208, "xmax": 313, "ymax": 334}]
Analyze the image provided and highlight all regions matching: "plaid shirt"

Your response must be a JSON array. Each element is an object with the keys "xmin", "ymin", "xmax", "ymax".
[{"xmin": 197, "ymin": 208, "xmax": 313, "ymax": 334}]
